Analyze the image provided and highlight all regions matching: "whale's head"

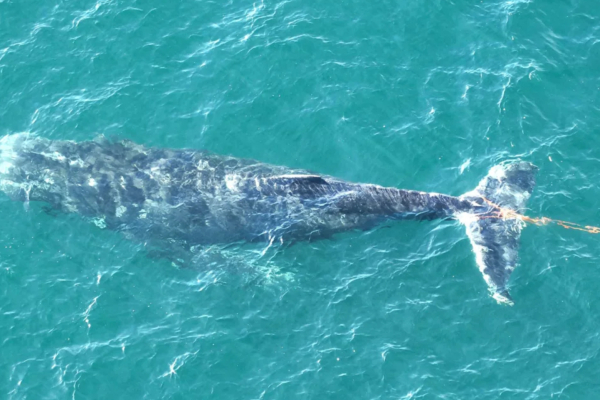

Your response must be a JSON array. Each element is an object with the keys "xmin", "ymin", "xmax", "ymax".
[{"xmin": 0, "ymin": 133, "xmax": 62, "ymax": 204}]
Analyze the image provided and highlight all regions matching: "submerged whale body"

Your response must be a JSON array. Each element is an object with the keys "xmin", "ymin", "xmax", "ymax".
[{"xmin": 0, "ymin": 134, "xmax": 537, "ymax": 305}]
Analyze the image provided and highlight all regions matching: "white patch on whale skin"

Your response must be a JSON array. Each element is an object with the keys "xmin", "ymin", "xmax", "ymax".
[
  {"xmin": 91, "ymin": 217, "xmax": 107, "ymax": 229},
  {"xmin": 196, "ymin": 160, "xmax": 210, "ymax": 171},
  {"xmin": 225, "ymin": 174, "xmax": 241, "ymax": 192},
  {"xmin": 69, "ymin": 159, "xmax": 85, "ymax": 168},
  {"xmin": 88, "ymin": 178, "xmax": 97, "ymax": 187},
  {"xmin": 116, "ymin": 205, "xmax": 127, "ymax": 218},
  {"xmin": 37, "ymin": 151, "xmax": 66, "ymax": 163}
]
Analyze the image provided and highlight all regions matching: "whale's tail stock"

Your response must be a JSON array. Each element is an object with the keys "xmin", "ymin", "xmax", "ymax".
[{"xmin": 458, "ymin": 161, "xmax": 538, "ymax": 305}]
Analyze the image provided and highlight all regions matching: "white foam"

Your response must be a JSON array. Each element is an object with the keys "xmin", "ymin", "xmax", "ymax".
[
  {"xmin": 0, "ymin": 162, "xmax": 13, "ymax": 174},
  {"xmin": 493, "ymin": 292, "xmax": 514, "ymax": 306},
  {"xmin": 0, "ymin": 134, "xmax": 22, "ymax": 163},
  {"xmin": 488, "ymin": 164, "xmax": 507, "ymax": 180}
]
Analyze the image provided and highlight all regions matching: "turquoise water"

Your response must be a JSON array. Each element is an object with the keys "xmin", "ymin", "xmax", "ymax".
[{"xmin": 1, "ymin": 0, "xmax": 600, "ymax": 398}]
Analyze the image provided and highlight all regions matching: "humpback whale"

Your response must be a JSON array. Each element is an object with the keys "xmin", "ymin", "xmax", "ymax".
[{"xmin": 0, "ymin": 134, "xmax": 537, "ymax": 304}]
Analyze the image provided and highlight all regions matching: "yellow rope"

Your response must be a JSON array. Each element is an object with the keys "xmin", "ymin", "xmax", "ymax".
[{"xmin": 480, "ymin": 197, "xmax": 600, "ymax": 234}]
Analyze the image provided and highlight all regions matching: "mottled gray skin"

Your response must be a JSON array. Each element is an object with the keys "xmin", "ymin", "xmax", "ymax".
[
  {"xmin": 0, "ymin": 134, "xmax": 537, "ymax": 304},
  {"xmin": 0, "ymin": 135, "xmax": 472, "ymax": 244}
]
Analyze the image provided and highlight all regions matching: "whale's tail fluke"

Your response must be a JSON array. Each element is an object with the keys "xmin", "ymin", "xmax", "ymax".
[{"xmin": 458, "ymin": 161, "xmax": 538, "ymax": 305}]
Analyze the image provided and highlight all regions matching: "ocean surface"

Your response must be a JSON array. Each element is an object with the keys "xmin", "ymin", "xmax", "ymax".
[{"xmin": 1, "ymin": 0, "xmax": 600, "ymax": 398}]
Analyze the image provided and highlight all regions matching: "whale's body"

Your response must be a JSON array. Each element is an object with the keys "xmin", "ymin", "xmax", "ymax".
[{"xmin": 0, "ymin": 134, "xmax": 537, "ymax": 304}]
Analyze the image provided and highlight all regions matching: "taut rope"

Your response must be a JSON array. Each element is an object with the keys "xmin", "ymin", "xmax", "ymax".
[{"xmin": 480, "ymin": 197, "xmax": 600, "ymax": 234}]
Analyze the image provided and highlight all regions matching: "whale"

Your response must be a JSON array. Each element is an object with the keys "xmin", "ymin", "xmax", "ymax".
[{"xmin": 0, "ymin": 133, "xmax": 537, "ymax": 304}]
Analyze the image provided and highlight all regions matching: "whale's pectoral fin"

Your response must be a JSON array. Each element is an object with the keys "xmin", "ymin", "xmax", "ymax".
[{"xmin": 459, "ymin": 161, "xmax": 538, "ymax": 305}]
